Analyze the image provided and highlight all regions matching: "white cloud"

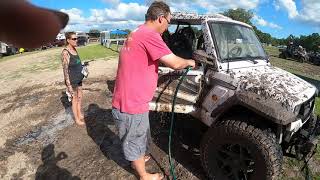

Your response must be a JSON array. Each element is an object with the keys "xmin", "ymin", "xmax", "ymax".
[
  {"xmin": 101, "ymin": 0, "xmax": 120, "ymax": 5},
  {"xmin": 273, "ymin": 1, "xmax": 281, "ymax": 11},
  {"xmin": 253, "ymin": 15, "xmax": 282, "ymax": 29},
  {"xmin": 166, "ymin": 0, "xmax": 261, "ymax": 13},
  {"xmin": 60, "ymin": 8, "xmax": 85, "ymax": 25},
  {"xmin": 147, "ymin": 0, "xmax": 261, "ymax": 13},
  {"xmin": 274, "ymin": 0, "xmax": 320, "ymax": 26},
  {"xmin": 298, "ymin": 0, "xmax": 320, "ymax": 25},
  {"xmin": 60, "ymin": 3, "xmax": 147, "ymax": 31},
  {"xmin": 89, "ymin": 3, "xmax": 148, "ymax": 22},
  {"xmin": 276, "ymin": 0, "xmax": 298, "ymax": 18}
]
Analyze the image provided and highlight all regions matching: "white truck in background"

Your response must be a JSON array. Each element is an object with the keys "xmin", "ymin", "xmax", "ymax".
[
  {"xmin": 0, "ymin": 42, "xmax": 7, "ymax": 57},
  {"xmin": 0, "ymin": 41, "xmax": 17, "ymax": 57}
]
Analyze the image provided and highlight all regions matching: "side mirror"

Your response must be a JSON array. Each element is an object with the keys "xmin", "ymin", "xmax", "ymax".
[{"xmin": 192, "ymin": 50, "xmax": 215, "ymax": 65}]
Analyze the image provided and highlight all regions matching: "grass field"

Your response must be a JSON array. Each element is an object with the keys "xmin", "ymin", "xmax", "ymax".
[
  {"xmin": 0, "ymin": 43, "xmax": 118, "ymax": 63},
  {"xmin": 78, "ymin": 44, "xmax": 119, "ymax": 61}
]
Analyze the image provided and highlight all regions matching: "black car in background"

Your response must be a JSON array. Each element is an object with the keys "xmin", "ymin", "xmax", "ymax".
[{"xmin": 76, "ymin": 32, "xmax": 89, "ymax": 46}]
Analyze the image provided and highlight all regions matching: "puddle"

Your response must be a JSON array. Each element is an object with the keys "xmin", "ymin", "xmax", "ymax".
[{"xmin": 15, "ymin": 107, "xmax": 74, "ymax": 146}]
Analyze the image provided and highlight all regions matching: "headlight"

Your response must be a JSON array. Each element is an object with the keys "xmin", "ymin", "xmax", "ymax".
[{"xmin": 294, "ymin": 104, "xmax": 301, "ymax": 116}]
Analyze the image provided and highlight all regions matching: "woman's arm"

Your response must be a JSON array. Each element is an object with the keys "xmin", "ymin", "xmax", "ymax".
[{"xmin": 61, "ymin": 50, "xmax": 73, "ymax": 94}]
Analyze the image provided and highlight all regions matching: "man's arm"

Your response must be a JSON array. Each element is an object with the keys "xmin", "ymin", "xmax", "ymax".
[
  {"xmin": 159, "ymin": 53, "xmax": 195, "ymax": 70},
  {"xmin": 61, "ymin": 50, "xmax": 73, "ymax": 94}
]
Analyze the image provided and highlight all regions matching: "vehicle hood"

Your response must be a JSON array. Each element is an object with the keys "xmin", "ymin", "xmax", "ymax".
[{"xmin": 229, "ymin": 65, "xmax": 316, "ymax": 111}]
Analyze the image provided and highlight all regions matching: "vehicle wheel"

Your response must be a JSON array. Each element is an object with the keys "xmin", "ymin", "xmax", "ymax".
[
  {"xmin": 279, "ymin": 53, "xmax": 284, "ymax": 59},
  {"xmin": 279, "ymin": 53, "xmax": 287, "ymax": 59},
  {"xmin": 200, "ymin": 120, "xmax": 283, "ymax": 180}
]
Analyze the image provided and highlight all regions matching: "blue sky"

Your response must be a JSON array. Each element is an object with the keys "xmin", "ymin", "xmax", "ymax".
[{"xmin": 31, "ymin": 0, "xmax": 320, "ymax": 38}]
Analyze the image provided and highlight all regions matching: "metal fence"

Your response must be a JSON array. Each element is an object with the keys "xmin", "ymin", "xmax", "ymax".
[{"xmin": 103, "ymin": 38, "xmax": 126, "ymax": 52}]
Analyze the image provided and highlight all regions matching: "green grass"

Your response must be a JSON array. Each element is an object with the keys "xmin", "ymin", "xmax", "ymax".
[
  {"xmin": 0, "ymin": 51, "xmax": 39, "ymax": 63},
  {"xmin": 316, "ymin": 97, "xmax": 320, "ymax": 116},
  {"xmin": 265, "ymin": 46, "xmax": 320, "ymax": 81},
  {"xmin": 78, "ymin": 44, "xmax": 118, "ymax": 61},
  {"xmin": 0, "ymin": 44, "xmax": 119, "ymax": 80}
]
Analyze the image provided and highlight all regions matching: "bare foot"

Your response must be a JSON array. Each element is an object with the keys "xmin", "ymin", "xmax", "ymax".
[
  {"xmin": 144, "ymin": 155, "xmax": 151, "ymax": 162},
  {"xmin": 140, "ymin": 173, "xmax": 164, "ymax": 180},
  {"xmin": 75, "ymin": 119, "xmax": 85, "ymax": 126}
]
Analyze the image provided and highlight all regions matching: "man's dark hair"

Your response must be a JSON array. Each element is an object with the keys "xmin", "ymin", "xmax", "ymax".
[{"xmin": 145, "ymin": 1, "xmax": 170, "ymax": 21}]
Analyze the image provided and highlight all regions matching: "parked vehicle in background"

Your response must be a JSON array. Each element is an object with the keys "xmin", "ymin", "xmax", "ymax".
[
  {"xmin": 0, "ymin": 42, "xmax": 7, "ymax": 57},
  {"xmin": 52, "ymin": 39, "xmax": 65, "ymax": 47},
  {"xmin": 52, "ymin": 33, "xmax": 66, "ymax": 47},
  {"xmin": 309, "ymin": 51, "xmax": 320, "ymax": 65},
  {"xmin": 0, "ymin": 41, "xmax": 17, "ymax": 57},
  {"xmin": 76, "ymin": 32, "xmax": 89, "ymax": 46},
  {"xmin": 279, "ymin": 43, "xmax": 309, "ymax": 63},
  {"xmin": 41, "ymin": 42, "xmax": 53, "ymax": 50}
]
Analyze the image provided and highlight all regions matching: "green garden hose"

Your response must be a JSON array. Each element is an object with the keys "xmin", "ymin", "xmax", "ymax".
[{"xmin": 169, "ymin": 66, "xmax": 192, "ymax": 180}]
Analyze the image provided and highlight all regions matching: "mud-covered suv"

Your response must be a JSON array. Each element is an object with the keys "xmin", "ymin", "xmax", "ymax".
[{"xmin": 150, "ymin": 12, "xmax": 319, "ymax": 179}]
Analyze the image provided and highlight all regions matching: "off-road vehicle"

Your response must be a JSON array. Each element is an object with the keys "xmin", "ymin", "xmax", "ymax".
[
  {"xmin": 279, "ymin": 43, "xmax": 309, "ymax": 63},
  {"xmin": 309, "ymin": 51, "xmax": 320, "ymax": 66},
  {"xmin": 150, "ymin": 12, "xmax": 319, "ymax": 179}
]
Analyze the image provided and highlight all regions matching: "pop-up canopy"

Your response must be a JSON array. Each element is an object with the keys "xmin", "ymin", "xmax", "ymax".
[{"xmin": 110, "ymin": 29, "xmax": 128, "ymax": 35}]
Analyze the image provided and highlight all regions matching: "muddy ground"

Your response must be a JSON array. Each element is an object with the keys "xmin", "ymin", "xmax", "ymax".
[{"xmin": 0, "ymin": 47, "xmax": 207, "ymax": 180}]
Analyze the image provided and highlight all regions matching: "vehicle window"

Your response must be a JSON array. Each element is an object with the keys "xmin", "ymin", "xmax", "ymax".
[{"xmin": 210, "ymin": 22, "xmax": 267, "ymax": 62}]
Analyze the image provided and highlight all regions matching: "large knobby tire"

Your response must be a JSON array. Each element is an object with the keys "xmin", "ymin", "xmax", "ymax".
[{"xmin": 200, "ymin": 120, "xmax": 283, "ymax": 180}]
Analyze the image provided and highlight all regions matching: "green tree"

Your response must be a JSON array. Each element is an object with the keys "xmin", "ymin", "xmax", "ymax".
[
  {"xmin": 88, "ymin": 29, "xmax": 100, "ymax": 38},
  {"xmin": 223, "ymin": 8, "xmax": 253, "ymax": 25},
  {"xmin": 223, "ymin": 8, "xmax": 274, "ymax": 44},
  {"xmin": 221, "ymin": 8, "xmax": 319, "ymax": 50}
]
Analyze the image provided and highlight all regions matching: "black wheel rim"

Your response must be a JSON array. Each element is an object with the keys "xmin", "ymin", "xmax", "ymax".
[{"xmin": 213, "ymin": 144, "xmax": 255, "ymax": 180}]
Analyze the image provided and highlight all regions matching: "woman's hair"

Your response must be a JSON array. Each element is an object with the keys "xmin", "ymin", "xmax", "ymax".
[
  {"xmin": 145, "ymin": 1, "xmax": 170, "ymax": 21},
  {"xmin": 65, "ymin": 31, "xmax": 76, "ymax": 45}
]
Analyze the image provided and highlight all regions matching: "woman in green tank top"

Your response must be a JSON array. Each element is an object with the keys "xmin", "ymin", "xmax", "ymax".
[{"xmin": 61, "ymin": 32, "xmax": 85, "ymax": 126}]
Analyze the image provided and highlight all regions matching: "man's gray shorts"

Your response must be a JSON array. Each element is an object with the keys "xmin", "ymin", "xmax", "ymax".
[{"xmin": 112, "ymin": 108, "xmax": 151, "ymax": 161}]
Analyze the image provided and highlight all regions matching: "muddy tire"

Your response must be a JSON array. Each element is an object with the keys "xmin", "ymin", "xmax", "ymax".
[
  {"xmin": 279, "ymin": 52, "xmax": 287, "ymax": 59},
  {"xmin": 300, "ymin": 56, "xmax": 306, "ymax": 63},
  {"xmin": 200, "ymin": 120, "xmax": 282, "ymax": 180}
]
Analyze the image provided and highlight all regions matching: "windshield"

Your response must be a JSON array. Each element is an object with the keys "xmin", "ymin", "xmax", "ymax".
[{"xmin": 210, "ymin": 22, "xmax": 267, "ymax": 62}]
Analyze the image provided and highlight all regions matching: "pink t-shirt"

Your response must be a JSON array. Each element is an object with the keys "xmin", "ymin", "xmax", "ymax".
[{"xmin": 112, "ymin": 25, "xmax": 172, "ymax": 114}]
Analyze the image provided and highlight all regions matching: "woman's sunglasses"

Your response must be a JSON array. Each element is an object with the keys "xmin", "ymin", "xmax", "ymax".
[{"xmin": 71, "ymin": 38, "xmax": 78, "ymax": 41}]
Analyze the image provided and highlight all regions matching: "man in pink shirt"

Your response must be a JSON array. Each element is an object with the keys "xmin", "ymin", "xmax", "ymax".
[{"xmin": 112, "ymin": 1, "xmax": 195, "ymax": 180}]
